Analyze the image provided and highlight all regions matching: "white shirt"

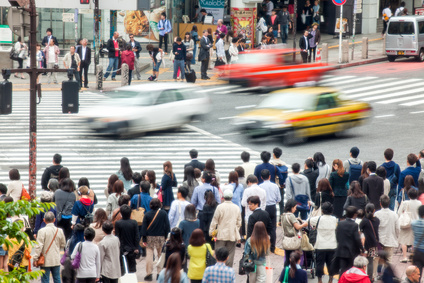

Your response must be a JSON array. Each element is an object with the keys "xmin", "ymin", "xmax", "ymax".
[
  {"xmin": 168, "ymin": 199, "xmax": 190, "ymax": 228},
  {"xmin": 81, "ymin": 46, "xmax": 87, "ymax": 61},
  {"xmin": 203, "ymin": 36, "xmax": 209, "ymax": 44},
  {"xmin": 304, "ymin": 36, "xmax": 309, "ymax": 50},
  {"xmin": 229, "ymin": 44, "xmax": 239, "ymax": 63},
  {"xmin": 241, "ymin": 184, "xmax": 267, "ymax": 221},
  {"xmin": 309, "ymin": 215, "xmax": 338, "ymax": 249},
  {"xmin": 48, "ymin": 47, "xmax": 56, "ymax": 64},
  {"xmin": 375, "ymin": 208, "xmax": 400, "ymax": 247},
  {"xmin": 242, "ymin": 162, "xmax": 257, "ymax": 178},
  {"xmin": 382, "ymin": 7, "xmax": 392, "ymax": 20},
  {"xmin": 394, "ymin": 6, "xmax": 404, "ymax": 16}
]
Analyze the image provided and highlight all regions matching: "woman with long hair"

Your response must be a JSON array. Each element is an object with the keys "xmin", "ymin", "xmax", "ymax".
[
  {"xmin": 105, "ymin": 174, "xmax": 119, "ymax": 199},
  {"xmin": 329, "ymin": 159, "xmax": 349, "ymax": 218},
  {"xmin": 106, "ymin": 180, "xmax": 125, "ymax": 217},
  {"xmin": 190, "ymin": 25, "xmax": 199, "ymax": 65},
  {"xmin": 204, "ymin": 159, "xmax": 221, "ymax": 185},
  {"xmin": 183, "ymin": 32, "xmax": 194, "ymax": 55},
  {"xmin": 178, "ymin": 204, "xmax": 200, "ymax": 247},
  {"xmin": 58, "ymin": 167, "xmax": 70, "ymax": 185},
  {"xmin": 183, "ymin": 166, "xmax": 199, "ymax": 201},
  {"xmin": 397, "ymin": 175, "xmax": 418, "ymax": 204},
  {"xmin": 278, "ymin": 251, "xmax": 307, "ymax": 283},
  {"xmin": 89, "ymin": 208, "xmax": 108, "ymax": 244},
  {"xmin": 359, "ymin": 203, "xmax": 380, "ymax": 281},
  {"xmin": 397, "ymin": 188, "xmax": 421, "ymax": 262},
  {"xmin": 77, "ymin": 177, "xmax": 97, "ymax": 204},
  {"xmin": 158, "ymin": 252, "xmax": 189, "ymax": 283},
  {"xmin": 313, "ymin": 152, "xmax": 331, "ymax": 188},
  {"xmin": 244, "ymin": 221, "xmax": 271, "ymax": 283},
  {"xmin": 281, "ymin": 199, "xmax": 308, "ymax": 267},
  {"xmin": 314, "ymin": 178, "xmax": 334, "ymax": 209},
  {"xmin": 358, "ymin": 162, "xmax": 369, "ymax": 188},
  {"xmin": 146, "ymin": 170, "xmax": 159, "ymax": 197},
  {"xmin": 54, "ymin": 177, "xmax": 76, "ymax": 241},
  {"xmin": 117, "ymin": 157, "xmax": 133, "ymax": 191},
  {"xmin": 187, "ymin": 228, "xmax": 213, "ymax": 283},
  {"xmin": 344, "ymin": 181, "xmax": 368, "ymax": 211},
  {"xmin": 221, "ymin": 171, "xmax": 244, "ymax": 210},
  {"xmin": 198, "ymin": 191, "xmax": 217, "ymax": 248},
  {"xmin": 164, "ymin": 227, "xmax": 186, "ymax": 267},
  {"xmin": 6, "ymin": 169, "xmax": 23, "ymax": 202},
  {"xmin": 161, "ymin": 161, "xmax": 177, "ymax": 212}
]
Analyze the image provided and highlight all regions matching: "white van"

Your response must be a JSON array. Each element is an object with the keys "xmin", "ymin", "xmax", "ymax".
[{"xmin": 385, "ymin": 15, "xmax": 424, "ymax": 62}]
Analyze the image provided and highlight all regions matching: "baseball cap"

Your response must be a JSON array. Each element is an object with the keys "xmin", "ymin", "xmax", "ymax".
[{"xmin": 223, "ymin": 189, "xmax": 233, "ymax": 199}]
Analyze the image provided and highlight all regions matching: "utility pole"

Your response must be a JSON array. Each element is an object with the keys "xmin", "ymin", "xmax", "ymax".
[
  {"xmin": 94, "ymin": 0, "xmax": 100, "ymax": 74},
  {"xmin": 351, "ymin": 4, "xmax": 357, "ymax": 60},
  {"xmin": 293, "ymin": 0, "xmax": 297, "ymax": 60}
]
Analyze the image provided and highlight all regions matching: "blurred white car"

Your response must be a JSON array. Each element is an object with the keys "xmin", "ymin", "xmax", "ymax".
[{"xmin": 81, "ymin": 83, "xmax": 211, "ymax": 136}]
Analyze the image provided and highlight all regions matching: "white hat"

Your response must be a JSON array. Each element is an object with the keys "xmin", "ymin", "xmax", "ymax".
[{"xmin": 223, "ymin": 189, "xmax": 233, "ymax": 199}]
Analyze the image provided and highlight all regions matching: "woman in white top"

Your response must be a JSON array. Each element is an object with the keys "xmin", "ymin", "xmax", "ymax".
[
  {"xmin": 71, "ymin": 227, "xmax": 101, "ymax": 281},
  {"xmin": 398, "ymin": 188, "xmax": 421, "ymax": 262},
  {"xmin": 229, "ymin": 38, "xmax": 239, "ymax": 64},
  {"xmin": 7, "ymin": 169, "xmax": 23, "ymax": 202},
  {"xmin": 13, "ymin": 36, "xmax": 27, "ymax": 79},
  {"xmin": 308, "ymin": 202, "xmax": 337, "ymax": 283},
  {"xmin": 215, "ymin": 33, "xmax": 226, "ymax": 64},
  {"xmin": 183, "ymin": 32, "xmax": 194, "ymax": 55},
  {"xmin": 313, "ymin": 152, "xmax": 332, "ymax": 188},
  {"xmin": 106, "ymin": 180, "xmax": 126, "ymax": 218}
]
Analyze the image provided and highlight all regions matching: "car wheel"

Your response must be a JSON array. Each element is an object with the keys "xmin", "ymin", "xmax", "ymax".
[
  {"xmin": 283, "ymin": 130, "xmax": 306, "ymax": 146},
  {"xmin": 417, "ymin": 49, "xmax": 424, "ymax": 62},
  {"xmin": 387, "ymin": 55, "xmax": 396, "ymax": 62}
]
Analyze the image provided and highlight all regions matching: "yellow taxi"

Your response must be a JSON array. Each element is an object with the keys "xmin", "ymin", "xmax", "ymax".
[{"xmin": 234, "ymin": 87, "xmax": 372, "ymax": 145}]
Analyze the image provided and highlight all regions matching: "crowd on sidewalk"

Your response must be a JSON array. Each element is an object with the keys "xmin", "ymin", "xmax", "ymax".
[{"xmin": 2, "ymin": 146, "xmax": 424, "ymax": 283}]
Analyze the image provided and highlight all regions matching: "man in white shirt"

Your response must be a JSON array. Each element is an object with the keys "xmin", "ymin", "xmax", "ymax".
[
  {"xmin": 394, "ymin": 1, "xmax": 405, "ymax": 16},
  {"xmin": 76, "ymin": 39, "xmax": 91, "ymax": 88},
  {"xmin": 259, "ymin": 169, "xmax": 280, "ymax": 253},
  {"xmin": 168, "ymin": 187, "xmax": 190, "ymax": 228},
  {"xmin": 375, "ymin": 194, "xmax": 399, "ymax": 263},
  {"xmin": 241, "ymin": 151, "xmax": 256, "ymax": 178},
  {"xmin": 382, "ymin": 4, "xmax": 392, "ymax": 35},
  {"xmin": 241, "ymin": 175, "xmax": 266, "ymax": 223}
]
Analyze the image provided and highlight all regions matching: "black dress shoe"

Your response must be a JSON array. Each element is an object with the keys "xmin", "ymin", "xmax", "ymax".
[
  {"xmin": 201, "ymin": 76, "xmax": 208, "ymax": 80},
  {"xmin": 144, "ymin": 274, "xmax": 153, "ymax": 281},
  {"xmin": 206, "ymin": 76, "xmax": 211, "ymax": 79},
  {"xmin": 84, "ymin": 85, "xmax": 89, "ymax": 88}
]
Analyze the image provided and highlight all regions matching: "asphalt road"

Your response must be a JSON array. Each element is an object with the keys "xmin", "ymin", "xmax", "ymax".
[{"xmin": 192, "ymin": 59, "xmax": 424, "ymax": 169}]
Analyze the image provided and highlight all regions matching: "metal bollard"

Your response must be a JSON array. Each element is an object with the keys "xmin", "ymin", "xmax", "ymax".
[
  {"xmin": 362, "ymin": 37, "xmax": 369, "ymax": 59},
  {"xmin": 96, "ymin": 64, "xmax": 103, "ymax": 90},
  {"xmin": 322, "ymin": 43, "xmax": 329, "ymax": 63},
  {"xmin": 342, "ymin": 40, "xmax": 349, "ymax": 63},
  {"xmin": 121, "ymin": 63, "xmax": 129, "ymax": 87}
]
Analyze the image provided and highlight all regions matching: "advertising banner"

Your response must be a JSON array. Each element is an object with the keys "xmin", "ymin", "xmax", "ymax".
[
  {"xmin": 231, "ymin": 8, "xmax": 257, "ymax": 46},
  {"xmin": 200, "ymin": 0, "xmax": 225, "ymax": 25}
]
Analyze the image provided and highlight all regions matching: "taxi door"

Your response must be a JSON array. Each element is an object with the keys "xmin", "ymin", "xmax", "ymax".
[{"xmin": 306, "ymin": 93, "xmax": 340, "ymax": 136}]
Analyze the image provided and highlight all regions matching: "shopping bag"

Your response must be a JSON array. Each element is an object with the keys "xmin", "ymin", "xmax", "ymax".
[
  {"xmin": 118, "ymin": 255, "xmax": 138, "ymax": 283},
  {"xmin": 266, "ymin": 258, "xmax": 273, "ymax": 283}
]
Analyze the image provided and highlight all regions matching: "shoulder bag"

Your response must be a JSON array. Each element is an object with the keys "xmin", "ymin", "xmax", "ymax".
[
  {"xmin": 155, "ymin": 243, "xmax": 166, "ymax": 269},
  {"xmin": 71, "ymin": 242, "xmax": 83, "ymax": 269},
  {"xmin": 310, "ymin": 192, "xmax": 322, "ymax": 217},
  {"xmin": 368, "ymin": 218, "xmax": 382, "ymax": 250},
  {"xmin": 131, "ymin": 194, "xmax": 145, "ymax": 225},
  {"xmin": 300, "ymin": 230, "xmax": 315, "ymax": 251},
  {"xmin": 308, "ymin": 216, "xmax": 321, "ymax": 246},
  {"xmin": 205, "ymin": 243, "xmax": 216, "ymax": 267},
  {"xmin": 399, "ymin": 194, "xmax": 412, "ymax": 229},
  {"xmin": 282, "ymin": 214, "xmax": 301, "ymax": 250},
  {"xmin": 147, "ymin": 209, "xmax": 161, "ymax": 231},
  {"xmin": 34, "ymin": 228, "xmax": 59, "ymax": 267},
  {"xmin": 282, "ymin": 266, "xmax": 290, "ymax": 283}
]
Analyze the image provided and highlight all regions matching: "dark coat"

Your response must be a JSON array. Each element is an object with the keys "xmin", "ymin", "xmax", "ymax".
[
  {"xmin": 314, "ymin": 190, "xmax": 334, "ymax": 208},
  {"xmin": 198, "ymin": 36, "xmax": 211, "ymax": 61},
  {"xmin": 362, "ymin": 174, "xmax": 384, "ymax": 210},
  {"xmin": 141, "ymin": 209, "xmax": 170, "ymax": 242},
  {"xmin": 106, "ymin": 38, "xmax": 120, "ymax": 58},
  {"xmin": 335, "ymin": 218, "xmax": 363, "ymax": 259},
  {"xmin": 76, "ymin": 45, "xmax": 91, "ymax": 65},
  {"xmin": 127, "ymin": 40, "xmax": 142, "ymax": 58},
  {"xmin": 302, "ymin": 168, "xmax": 319, "ymax": 201},
  {"xmin": 42, "ymin": 35, "xmax": 58, "ymax": 47},
  {"xmin": 343, "ymin": 195, "xmax": 368, "ymax": 211},
  {"xmin": 299, "ymin": 34, "xmax": 313, "ymax": 50},
  {"xmin": 278, "ymin": 267, "xmax": 308, "ymax": 283},
  {"xmin": 184, "ymin": 159, "xmax": 205, "ymax": 171},
  {"xmin": 329, "ymin": 171, "xmax": 350, "ymax": 197},
  {"xmin": 247, "ymin": 208, "xmax": 272, "ymax": 239}
]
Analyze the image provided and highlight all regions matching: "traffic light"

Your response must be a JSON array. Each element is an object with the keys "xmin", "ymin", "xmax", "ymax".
[{"xmin": 80, "ymin": 0, "xmax": 89, "ymax": 4}]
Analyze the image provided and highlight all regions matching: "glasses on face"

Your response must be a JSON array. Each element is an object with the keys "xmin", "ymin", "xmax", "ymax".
[{"xmin": 130, "ymin": 37, "xmax": 134, "ymax": 39}]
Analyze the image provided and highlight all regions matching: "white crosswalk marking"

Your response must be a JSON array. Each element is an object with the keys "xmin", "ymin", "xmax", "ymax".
[
  {"xmin": 320, "ymin": 75, "xmax": 424, "ymax": 107},
  {"xmin": 0, "ymin": 92, "xmax": 264, "ymax": 208}
]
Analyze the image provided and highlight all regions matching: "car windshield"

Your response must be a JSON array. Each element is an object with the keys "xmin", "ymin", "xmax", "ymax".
[
  {"xmin": 258, "ymin": 92, "xmax": 315, "ymax": 111},
  {"xmin": 102, "ymin": 90, "xmax": 158, "ymax": 106},
  {"xmin": 388, "ymin": 21, "xmax": 415, "ymax": 35},
  {"xmin": 237, "ymin": 53, "xmax": 273, "ymax": 65}
]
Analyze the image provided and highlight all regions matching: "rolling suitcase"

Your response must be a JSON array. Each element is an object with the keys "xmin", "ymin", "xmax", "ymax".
[{"xmin": 185, "ymin": 65, "xmax": 196, "ymax": 83}]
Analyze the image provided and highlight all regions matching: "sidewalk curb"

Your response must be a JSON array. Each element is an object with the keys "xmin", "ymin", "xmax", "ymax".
[
  {"xmin": 138, "ymin": 63, "xmax": 150, "ymax": 72},
  {"xmin": 336, "ymin": 56, "xmax": 387, "ymax": 69}
]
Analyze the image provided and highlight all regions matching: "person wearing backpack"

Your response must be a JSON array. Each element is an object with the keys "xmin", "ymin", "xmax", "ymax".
[
  {"xmin": 286, "ymin": 163, "xmax": 311, "ymax": 220},
  {"xmin": 41, "ymin": 154, "xmax": 63, "ymax": 190},
  {"xmin": 343, "ymin": 147, "xmax": 363, "ymax": 184},
  {"xmin": 70, "ymin": 186, "xmax": 94, "ymax": 252},
  {"xmin": 270, "ymin": 147, "xmax": 288, "ymax": 217},
  {"xmin": 3, "ymin": 219, "xmax": 32, "ymax": 271},
  {"xmin": 380, "ymin": 148, "xmax": 401, "ymax": 210}
]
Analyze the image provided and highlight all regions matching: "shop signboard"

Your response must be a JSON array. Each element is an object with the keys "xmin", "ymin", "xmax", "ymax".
[
  {"xmin": 200, "ymin": 0, "xmax": 225, "ymax": 25},
  {"xmin": 231, "ymin": 8, "xmax": 256, "ymax": 47}
]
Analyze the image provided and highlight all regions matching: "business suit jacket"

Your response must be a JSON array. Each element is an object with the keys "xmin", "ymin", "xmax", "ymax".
[
  {"xmin": 42, "ymin": 35, "xmax": 58, "ymax": 46},
  {"xmin": 76, "ymin": 45, "xmax": 91, "ymax": 65},
  {"xmin": 335, "ymin": 218, "xmax": 363, "ymax": 259},
  {"xmin": 246, "ymin": 208, "xmax": 272, "ymax": 239},
  {"xmin": 198, "ymin": 36, "xmax": 211, "ymax": 61},
  {"xmin": 127, "ymin": 40, "xmax": 142, "ymax": 58},
  {"xmin": 184, "ymin": 159, "xmax": 205, "ymax": 171},
  {"xmin": 299, "ymin": 34, "xmax": 313, "ymax": 50},
  {"xmin": 362, "ymin": 174, "xmax": 384, "ymax": 210}
]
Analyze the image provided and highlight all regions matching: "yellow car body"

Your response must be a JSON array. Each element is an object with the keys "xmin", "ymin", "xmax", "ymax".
[{"xmin": 236, "ymin": 87, "xmax": 372, "ymax": 141}]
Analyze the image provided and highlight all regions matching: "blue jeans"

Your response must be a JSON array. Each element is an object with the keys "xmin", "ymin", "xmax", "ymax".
[
  {"xmin": 192, "ymin": 44, "xmax": 197, "ymax": 65},
  {"xmin": 280, "ymin": 25, "xmax": 289, "ymax": 43},
  {"xmin": 273, "ymin": 30, "xmax": 278, "ymax": 39},
  {"xmin": 294, "ymin": 209, "xmax": 308, "ymax": 220},
  {"xmin": 41, "ymin": 265, "xmax": 61, "ymax": 283},
  {"xmin": 173, "ymin": 59, "xmax": 185, "ymax": 79},
  {"xmin": 104, "ymin": 57, "xmax": 119, "ymax": 79}
]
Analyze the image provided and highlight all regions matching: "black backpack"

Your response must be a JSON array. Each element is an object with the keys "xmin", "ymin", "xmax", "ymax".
[
  {"xmin": 80, "ymin": 204, "xmax": 93, "ymax": 227},
  {"xmin": 348, "ymin": 160, "xmax": 362, "ymax": 183},
  {"xmin": 8, "ymin": 243, "xmax": 26, "ymax": 269},
  {"xmin": 9, "ymin": 46, "xmax": 18, "ymax": 61}
]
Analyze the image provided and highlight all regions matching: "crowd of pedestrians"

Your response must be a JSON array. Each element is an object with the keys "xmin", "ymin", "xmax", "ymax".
[{"xmin": 2, "ymin": 146, "xmax": 424, "ymax": 283}]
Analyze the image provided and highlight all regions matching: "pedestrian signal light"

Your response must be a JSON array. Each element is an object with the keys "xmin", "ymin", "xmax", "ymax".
[{"xmin": 80, "ymin": 0, "xmax": 89, "ymax": 4}]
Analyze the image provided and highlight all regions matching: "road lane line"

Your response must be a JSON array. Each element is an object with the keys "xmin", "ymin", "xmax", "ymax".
[
  {"xmin": 235, "ymin": 105, "xmax": 256, "ymax": 109},
  {"xmin": 348, "ymin": 80, "xmax": 424, "ymax": 99},
  {"xmin": 377, "ymin": 92, "xmax": 424, "ymax": 104},
  {"xmin": 218, "ymin": 116, "xmax": 236, "ymax": 120},
  {"xmin": 375, "ymin": 114, "xmax": 395, "ymax": 118}
]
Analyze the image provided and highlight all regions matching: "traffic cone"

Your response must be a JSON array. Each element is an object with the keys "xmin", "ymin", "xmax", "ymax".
[{"xmin": 316, "ymin": 48, "xmax": 322, "ymax": 62}]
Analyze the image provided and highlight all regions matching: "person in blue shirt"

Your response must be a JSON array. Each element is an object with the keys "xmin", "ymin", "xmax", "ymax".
[
  {"xmin": 158, "ymin": 12, "xmax": 172, "ymax": 53},
  {"xmin": 130, "ymin": 181, "xmax": 152, "ymax": 211},
  {"xmin": 70, "ymin": 186, "xmax": 94, "ymax": 253},
  {"xmin": 278, "ymin": 251, "xmax": 308, "ymax": 283},
  {"xmin": 191, "ymin": 171, "xmax": 221, "ymax": 211},
  {"xmin": 412, "ymin": 205, "xmax": 424, "ymax": 277},
  {"xmin": 398, "ymin": 154, "xmax": 421, "ymax": 193},
  {"xmin": 202, "ymin": 247, "xmax": 235, "ymax": 283},
  {"xmin": 254, "ymin": 151, "xmax": 284, "ymax": 187}
]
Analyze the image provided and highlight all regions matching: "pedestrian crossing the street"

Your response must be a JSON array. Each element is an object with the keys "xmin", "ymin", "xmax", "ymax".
[
  {"xmin": 320, "ymin": 75, "xmax": 424, "ymax": 107},
  {"xmin": 0, "ymin": 92, "xmax": 262, "ymax": 207}
]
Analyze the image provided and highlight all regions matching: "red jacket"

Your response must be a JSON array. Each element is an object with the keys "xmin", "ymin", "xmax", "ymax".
[
  {"xmin": 339, "ymin": 267, "xmax": 371, "ymax": 283},
  {"xmin": 121, "ymin": 50, "xmax": 135, "ymax": 70}
]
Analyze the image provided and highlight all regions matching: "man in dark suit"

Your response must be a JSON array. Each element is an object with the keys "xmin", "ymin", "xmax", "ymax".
[
  {"xmin": 334, "ymin": 206, "xmax": 364, "ymax": 276},
  {"xmin": 362, "ymin": 161, "xmax": 384, "ymax": 210},
  {"xmin": 246, "ymin": 195, "xmax": 272, "ymax": 239},
  {"xmin": 76, "ymin": 39, "xmax": 91, "ymax": 88},
  {"xmin": 299, "ymin": 30, "xmax": 313, "ymax": 63},
  {"xmin": 184, "ymin": 149, "xmax": 205, "ymax": 171},
  {"xmin": 127, "ymin": 34, "xmax": 142, "ymax": 81},
  {"xmin": 198, "ymin": 30, "xmax": 212, "ymax": 80}
]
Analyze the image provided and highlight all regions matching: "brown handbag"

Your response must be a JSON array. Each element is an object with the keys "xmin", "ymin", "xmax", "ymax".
[{"xmin": 34, "ymin": 228, "xmax": 58, "ymax": 267}]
